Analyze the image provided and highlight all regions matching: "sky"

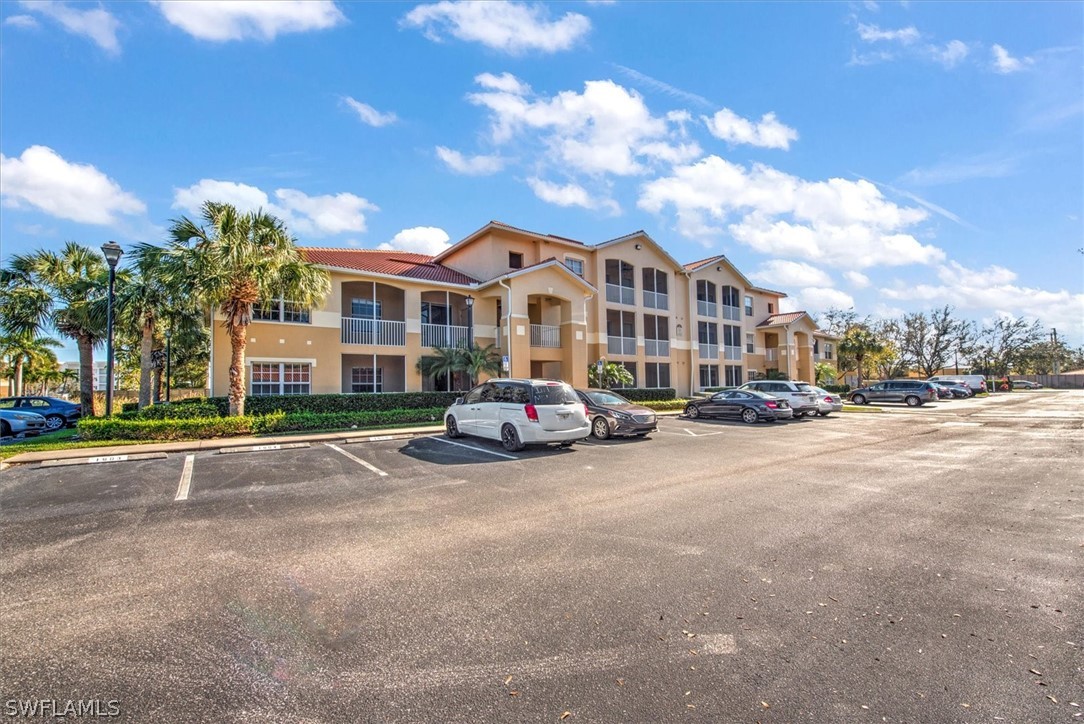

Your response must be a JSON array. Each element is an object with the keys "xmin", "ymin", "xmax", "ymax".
[{"xmin": 2, "ymin": 0, "xmax": 1082, "ymax": 362}]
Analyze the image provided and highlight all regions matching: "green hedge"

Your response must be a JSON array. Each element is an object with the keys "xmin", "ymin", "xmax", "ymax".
[
  {"xmin": 139, "ymin": 403, "xmax": 221, "ymax": 420},
  {"xmin": 639, "ymin": 399, "xmax": 688, "ymax": 411},
  {"xmin": 121, "ymin": 402, "xmax": 139, "ymax": 413},
  {"xmin": 609, "ymin": 387, "xmax": 676, "ymax": 401},
  {"xmin": 822, "ymin": 384, "xmax": 851, "ymax": 394},
  {"xmin": 78, "ymin": 413, "xmax": 283, "ymax": 441},
  {"xmin": 259, "ymin": 408, "xmax": 445, "ymax": 433},
  {"xmin": 205, "ymin": 391, "xmax": 464, "ymax": 416}
]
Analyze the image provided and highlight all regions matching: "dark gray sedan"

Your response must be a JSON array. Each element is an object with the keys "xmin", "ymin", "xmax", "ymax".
[
  {"xmin": 683, "ymin": 389, "xmax": 794, "ymax": 424},
  {"xmin": 575, "ymin": 389, "xmax": 657, "ymax": 439},
  {"xmin": 0, "ymin": 396, "xmax": 82, "ymax": 431}
]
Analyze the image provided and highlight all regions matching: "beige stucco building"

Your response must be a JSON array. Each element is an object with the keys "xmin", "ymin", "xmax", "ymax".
[{"xmin": 208, "ymin": 221, "xmax": 838, "ymax": 398}]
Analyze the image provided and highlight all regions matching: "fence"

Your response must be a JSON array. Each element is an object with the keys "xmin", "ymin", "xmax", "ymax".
[{"xmin": 1016, "ymin": 374, "xmax": 1084, "ymax": 389}]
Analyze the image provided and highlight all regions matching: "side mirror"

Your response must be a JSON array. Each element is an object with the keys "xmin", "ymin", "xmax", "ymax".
[{"xmin": 454, "ymin": 397, "xmax": 464, "ymax": 406}]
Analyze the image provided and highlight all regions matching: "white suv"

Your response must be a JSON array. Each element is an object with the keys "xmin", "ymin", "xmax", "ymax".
[
  {"xmin": 738, "ymin": 380, "xmax": 821, "ymax": 417},
  {"xmin": 444, "ymin": 379, "xmax": 591, "ymax": 451}
]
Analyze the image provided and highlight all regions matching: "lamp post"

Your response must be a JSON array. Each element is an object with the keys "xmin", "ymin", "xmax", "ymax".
[
  {"xmin": 464, "ymin": 295, "xmax": 474, "ymax": 349},
  {"xmin": 101, "ymin": 241, "xmax": 123, "ymax": 416},
  {"xmin": 165, "ymin": 322, "xmax": 172, "ymax": 403}
]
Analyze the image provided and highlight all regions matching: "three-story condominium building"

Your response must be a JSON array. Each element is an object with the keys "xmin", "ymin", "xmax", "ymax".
[{"xmin": 208, "ymin": 221, "xmax": 839, "ymax": 398}]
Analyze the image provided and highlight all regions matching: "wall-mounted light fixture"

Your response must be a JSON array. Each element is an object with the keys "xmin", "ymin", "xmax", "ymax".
[
  {"xmin": 716, "ymin": 266, "xmax": 722, "ymax": 272},
  {"xmin": 635, "ymin": 243, "xmax": 642, "ymax": 250}
]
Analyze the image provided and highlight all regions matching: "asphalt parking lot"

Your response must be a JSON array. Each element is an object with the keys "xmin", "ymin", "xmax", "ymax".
[{"xmin": 1, "ymin": 391, "xmax": 1081, "ymax": 722}]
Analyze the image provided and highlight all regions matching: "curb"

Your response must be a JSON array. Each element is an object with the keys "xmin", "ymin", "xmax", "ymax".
[{"xmin": 40, "ymin": 452, "xmax": 170, "ymax": 468}]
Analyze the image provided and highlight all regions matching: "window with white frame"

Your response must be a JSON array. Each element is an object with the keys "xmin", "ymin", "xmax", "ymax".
[
  {"xmin": 421, "ymin": 301, "xmax": 448, "ymax": 325},
  {"xmin": 824, "ymin": 343, "xmax": 834, "ymax": 360},
  {"xmin": 744, "ymin": 295, "xmax": 754, "ymax": 317},
  {"xmin": 645, "ymin": 362, "xmax": 671, "ymax": 388},
  {"xmin": 564, "ymin": 256, "xmax": 585, "ymax": 276},
  {"xmin": 746, "ymin": 333, "xmax": 755, "ymax": 353},
  {"xmin": 724, "ymin": 365, "xmax": 743, "ymax": 387},
  {"xmin": 351, "ymin": 298, "xmax": 382, "ymax": 319},
  {"xmin": 351, "ymin": 367, "xmax": 383, "ymax": 393},
  {"xmin": 250, "ymin": 362, "xmax": 311, "ymax": 396},
  {"xmin": 252, "ymin": 299, "xmax": 310, "ymax": 324},
  {"xmin": 699, "ymin": 364, "xmax": 719, "ymax": 388}
]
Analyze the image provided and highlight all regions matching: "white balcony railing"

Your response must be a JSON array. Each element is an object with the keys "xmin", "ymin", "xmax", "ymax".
[
  {"xmin": 644, "ymin": 339, "xmax": 670, "ymax": 357},
  {"xmin": 421, "ymin": 323, "xmax": 469, "ymax": 349},
  {"xmin": 699, "ymin": 343, "xmax": 719, "ymax": 359},
  {"xmin": 697, "ymin": 300, "xmax": 717, "ymax": 317},
  {"xmin": 765, "ymin": 348, "xmax": 778, "ymax": 362},
  {"xmin": 606, "ymin": 283, "xmax": 635, "ymax": 306},
  {"xmin": 722, "ymin": 305, "xmax": 741, "ymax": 321},
  {"xmin": 643, "ymin": 290, "xmax": 669, "ymax": 310},
  {"xmin": 341, "ymin": 317, "xmax": 406, "ymax": 346},
  {"xmin": 607, "ymin": 336, "xmax": 637, "ymax": 355},
  {"xmin": 530, "ymin": 324, "xmax": 561, "ymax": 348},
  {"xmin": 724, "ymin": 345, "xmax": 742, "ymax": 361}
]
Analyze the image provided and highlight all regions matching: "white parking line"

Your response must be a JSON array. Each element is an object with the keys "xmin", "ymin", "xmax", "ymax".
[
  {"xmin": 174, "ymin": 454, "xmax": 195, "ymax": 501},
  {"xmin": 428, "ymin": 436, "xmax": 518, "ymax": 460},
  {"xmin": 324, "ymin": 442, "xmax": 389, "ymax": 476}
]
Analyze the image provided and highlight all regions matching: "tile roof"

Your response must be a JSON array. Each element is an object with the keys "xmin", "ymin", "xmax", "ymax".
[
  {"xmin": 300, "ymin": 248, "xmax": 478, "ymax": 285},
  {"xmin": 683, "ymin": 255, "xmax": 724, "ymax": 271},
  {"xmin": 757, "ymin": 312, "xmax": 808, "ymax": 327}
]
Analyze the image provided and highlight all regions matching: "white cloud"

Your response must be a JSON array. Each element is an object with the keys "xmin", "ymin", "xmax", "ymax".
[
  {"xmin": 172, "ymin": 179, "xmax": 377, "ymax": 237},
  {"xmin": 929, "ymin": 40, "xmax": 970, "ymax": 68},
  {"xmin": 857, "ymin": 23, "xmax": 920, "ymax": 44},
  {"xmin": 844, "ymin": 270, "xmax": 871, "ymax": 288},
  {"xmin": 19, "ymin": 0, "xmax": 120, "ymax": 54},
  {"xmin": 435, "ymin": 147, "xmax": 505, "ymax": 176},
  {"xmin": 402, "ymin": 1, "xmax": 590, "ymax": 55},
  {"xmin": 153, "ymin": 0, "xmax": 345, "ymax": 42},
  {"xmin": 900, "ymin": 152, "xmax": 1020, "ymax": 186},
  {"xmin": 341, "ymin": 97, "xmax": 398, "ymax": 127},
  {"xmin": 882, "ymin": 261, "xmax": 1084, "ymax": 342},
  {"xmin": 5, "ymin": 14, "xmax": 39, "ymax": 29},
  {"xmin": 1, "ymin": 145, "xmax": 145, "ymax": 225},
  {"xmin": 474, "ymin": 71, "xmax": 530, "ymax": 95},
  {"xmin": 638, "ymin": 155, "xmax": 943, "ymax": 268},
  {"xmin": 750, "ymin": 260, "xmax": 833, "ymax": 288},
  {"xmin": 378, "ymin": 226, "xmax": 451, "ymax": 255},
  {"xmin": 611, "ymin": 64, "xmax": 714, "ymax": 109},
  {"xmin": 791, "ymin": 287, "xmax": 856, "ymax": 314},
  {"xmin": 526, "ymin": 178, "xmax": 619, "ymax": 214},
  {"xmin": 703, "ymin": 108, "xmax": 798, "ymax": 150},
  {"xmin": 991, "ymin": 44, "xmax": 1032, "ymax": 74}
]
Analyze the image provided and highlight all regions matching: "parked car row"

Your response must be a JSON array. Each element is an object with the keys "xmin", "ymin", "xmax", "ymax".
[{"xmin": 0, "ymin": 396, "xmax": 82, "ymax": 431}]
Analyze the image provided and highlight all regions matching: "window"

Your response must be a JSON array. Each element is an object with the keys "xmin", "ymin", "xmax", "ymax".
[
  {"xmin": 698, "ymin": 364, "xmax": 719, "ymax": 388},
  {"xmin": 645, "ymin": 363, "xmax": 671, "ymax": 389},
  {"xmin": 252, "ymin": 299, "xmax": 310, "ymax": 324},
  {"xmin": 644, "ymin": 314, "xmax": 668, "ymax": 340},
  {"xmin": 564, "ymin": 257, "xmax": 584, "ymax": 276},
  {"xmin": 813, "ymin": 339, "xmax": 820, "ymax": 355},
  {"xmin": 724, "ymin": 365, "xmax": 743, "ymax": 387},
  {"xmin": 351, "ymin": 367, "xmax": 383, "ymax": 393},
  {"xmin": 723, "ymin": 324, "xmax": 741, "ymax": 348},
  {"xmin": 605, "ymin": 259, "xmax": 635, "ymax": 288},
  {"xmin": 250, "ymin": 362, "xmax": 311, "ymax": 396},
  {"xmin": 747, "ymin": 370, "xmax": 757, "ymax": 381},
  {"xmin": 351, "ymin": 298, "xmax": 382, "ymax": 319},
  {"xmin": 696, "ymin": 280, "xmax": 717, "ymax": 304},
  {"xmin": 744, "ymin": 295, "xmax": 754, "ymax": 317},
  {"xmin": 698, "ymin": 321, "xmax": 718, "ymax": 345},
  {"xmin": 509, "ymin": 252, "xmax": 524, "ymax": 269},
  {"xmin": 824, "ymin": 343, "xmax": 834, "ymax": 360},
  {"xmin": 642, "ymin": 268, "xmax": 668, "ymax": 309},
  {"xmin": 421, "ymin": 302, "xmax": 448, "ymax": 325},
  {"xmin": 746, "ymin": 333, "xmax": 755, "ymax": 353},
  {"xmin": 768, "ymin": 302, "xmax": 775, "ymax": 314},
  {"xmin": 721, "ymin": 286, "xmax": 741, "ymax": 319}
]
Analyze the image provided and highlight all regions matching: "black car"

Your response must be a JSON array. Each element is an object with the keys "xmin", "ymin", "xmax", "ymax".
[
  {"xmin": 0, "ymin": 396, "xmax": 82, "ymax": 431},
  {"xmin": 575, "ymin": 388, "xmax": 657, "ymax": 439},
  {"xmin": 683, "ymin": 389, "xmax": 793, "ymax": 424}
]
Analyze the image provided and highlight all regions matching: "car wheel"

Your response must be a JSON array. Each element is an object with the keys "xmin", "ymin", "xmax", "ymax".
[
  {"xmin": 500, "ymin": 424, "xmax": 524, "ymax": 452},
  {"xmin": 0, "ymin": 420, "xmax": 10, "ymax": 437},
  {"xmin": 741, "ymin": 408, "xmax": 759, "ymax": 424},
  {"xmin": 44, "ymin": 414, "xmax": 65, "ymax": 431},
  {"xmin": 905, "ymin": 395, "xmax": 922, "ymax": 407},
  {"xmin": 445, "ymin": 416, "xmax": 462, "ymax": 438},
  {"xmin": 591, "ymin": 417, "xmax": 611, "ymax": 440},
  {"xmin": 852, "ymin": 394, "xmax": 866, "ymax": 405},
  {"xmin": 557, "ymin": 441, "xmax": 574, "ymax": 448},
  {"xmin": 685, "ymin": 404, "xmax": 700, "ymax": 419},
  {"xmin": 818, "ymin": 411, "xmax": 830, "ymax": 417}
]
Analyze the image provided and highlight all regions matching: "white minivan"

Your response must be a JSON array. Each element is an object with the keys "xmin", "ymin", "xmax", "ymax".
[
  {"xmin": 927, "ymin": 375, "xmax": 987, "ymax": 394},
  {"xmin": 444, "ymin": 379, "xmax": 591, "ymax": 451}
]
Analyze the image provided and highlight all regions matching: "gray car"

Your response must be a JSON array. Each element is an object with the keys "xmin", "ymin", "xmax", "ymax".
[
  {"xmin": 739, "ymin": 380, "xmax": 820, "ymax": 417},
  {"xmin": 0, "ymin": 408, "xmax": 47, "ymax": 438},
  {"xmin": 849, "ymin": 380, "xmax": 938, "ymax": 407},
  {"xmin": 810, "ymin": 386, "xmax": 844, "ymax": 416}
]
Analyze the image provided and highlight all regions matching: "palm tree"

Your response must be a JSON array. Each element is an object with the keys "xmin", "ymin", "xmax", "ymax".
[
  {"xmin": 166, "ymin": 202, "xmax": 330, "ymax": 416},
  {"xmin": 19, "ymin": 243, "xmax": 108, "ymax": 416},
  {"xmin": 416, "ymin": 346, "xmax": 462, "ymax": 389},
  {"xmin": 838, "ymin": 326, "xmax": 884, "ymax": 388},
  {"xmin": 459, "ymin": 343, "xmax": 501, "ymax": 387},
  {"xmin": 1, "ymin": 257, "xmax": 53, "ymax": 396},
  {"xmin": 0, "ymin": 334, "xmax": 61, "ymax": 396}
]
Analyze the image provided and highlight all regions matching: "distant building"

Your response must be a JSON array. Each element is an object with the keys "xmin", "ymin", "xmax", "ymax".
[{"xmin": 60, "ymin": 361, "xmax": 118, "ymax": 391}]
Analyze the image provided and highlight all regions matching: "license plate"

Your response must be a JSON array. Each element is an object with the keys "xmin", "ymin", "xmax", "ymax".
[{"xmin": 557, "ymin": 412, "xmax": 570, "ymax": 419}]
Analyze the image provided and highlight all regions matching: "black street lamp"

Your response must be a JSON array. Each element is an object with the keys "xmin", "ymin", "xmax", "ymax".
[
  {"xmin": 464, "ymin": 295, "xmax": 474, "ymax": 349},
  {"xmin": 101, "ymin": 241, "xmax": 123, "ymax": 416},
  {"xmin": 165, "ymin": 322, "xmax": 172, "ymax": 403}
]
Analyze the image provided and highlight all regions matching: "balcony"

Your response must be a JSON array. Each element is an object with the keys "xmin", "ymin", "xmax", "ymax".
[
  {"xmin": 530, "ymin": 324, "xmax": 561, "ymax": 348},
  {"xmin": 699, "ymin": 343, "xmax": 719, "ymax": 359},
  {"xmin": 644, "ymin": 339, "xmax": 670, "ymax": 357},
  {"xmin": 643, "ymin": 290, "xmax": 669, "ymax": 310},
  {"xmin": 606, "ymin": 283, "xmax": 635, "ymax": 306},
  {"xmin": 341, "ymin": 317, "xmax": 406, "ymax": 346},
  {"xmin": 607, "ymin": 336, "xmax": 637, "ymax": 355},
  {"xmin": 421, "ymin": 323, "xmax": 469, "ymax": 349},
  {"xmin": 722, "ymin": 305, "xmax": 741, "ymax": 322},
  {"xmin": 765, "ymin": 348, "xmax": 778, "ymax": 362},
  {"xmin": 723, "ymin": 345, "xmax": 742, "ymax": 361},
  {"xmin": 697, "ymin": 300, "xmax": 717, "ymax": 317}
]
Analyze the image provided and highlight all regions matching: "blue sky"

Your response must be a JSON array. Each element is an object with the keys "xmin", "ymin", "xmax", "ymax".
[{"xmin": 2, "ymin": 0, "xmax": 1082, "ymax": 361}]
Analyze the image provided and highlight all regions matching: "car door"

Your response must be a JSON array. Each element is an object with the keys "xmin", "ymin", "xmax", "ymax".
[
  {"xmin": 725, "ymin": 390, "xmax": 755, "ymax": 418},
  {"xmin": 866, "ymin": 382, "xmax": 889, "ymax": 402},
  {"xmin": 456, "ymin": 385, "xmax": 486, "ymax": 436},
  {"xmin": 472, "ymin": 382, "xmax": 504, "ymax": 439},
  {"xmin": 698, "ymin": 391, "xmax": 729, "ymax": 417}
]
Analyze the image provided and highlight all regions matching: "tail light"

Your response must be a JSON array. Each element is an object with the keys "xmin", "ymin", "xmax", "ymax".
[
  {"xmin": 766, "ymin": 401, "xmax": 778, "ymax": 409},
  {"xmin": 583, "ymin": 404, "xmax": 590, "ymax": 419},
  {"xmin": 524, "ymin": 403, "xmax": 539, "ymax": 422}
]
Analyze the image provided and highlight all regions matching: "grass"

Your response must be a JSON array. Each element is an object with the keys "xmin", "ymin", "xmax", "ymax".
[
  {"xmin": 842, "ymin": 404, "xmax": 884, "ymax": 413},
  {"xmin": 0, "ymin": 429, "xmax": 157, "ymax": 460}
]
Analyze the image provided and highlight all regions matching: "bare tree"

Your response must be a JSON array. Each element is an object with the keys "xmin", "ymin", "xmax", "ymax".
[
  {"xmin": 976, "ymin": 317, "xmax": 1044, "ymax": 375},
  {"xmin": 901, "ymin": 306, "xmax": 962, "ymax": 378}
]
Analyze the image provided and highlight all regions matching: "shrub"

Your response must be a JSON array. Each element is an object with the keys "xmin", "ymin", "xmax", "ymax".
[
  {"xmin": 139, "ymin": 403, "xmax": 221, "ymax": 420},
  {"xmin": 121, "ymin": 402, "xmax": 139, "ymax": 413},
  {"xmin": 822, "ymin": 384, "xmax": 851, "ymax": 394},
  {"xmin": 608, "ymin": 387, "xmax": 676, "ymax": 402},
  {"xmin": 78, "ymin": 413, "xmax": 280, "ymax": 441},
  {"xmin": 639, "ymin": 399, "xmax": 688, "ymax": 411},
  {"xmin": 205, "ymin": 391, "xmax": 464, "ymax": 416},
  {"xmin": 258, "ymin": 408, "xmax": 445, "ymax": 434}
]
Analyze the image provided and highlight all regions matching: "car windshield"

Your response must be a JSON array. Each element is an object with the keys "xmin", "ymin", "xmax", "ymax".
[
  {"xmin": 794, "ymin": 383, "xmax": 814, "ymax": 392},
  {"xmin": 532, "ymin": 383, "xmax": 578, "ymax": 405},
  {"xmin": 584, "ymin": 391, "xmax": 630, "ymax": 406},
  {"xmin": 745, "ymin": 389, "xmax": 774, "ymax": 399}
]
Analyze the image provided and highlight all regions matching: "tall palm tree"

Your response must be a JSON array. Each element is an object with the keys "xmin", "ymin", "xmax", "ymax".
[
  {"xmin": 0, "ymin": 257, "xmax": 53, "ymax": 396},
  {"xmin": 18, "ymin": 243, "xmax": 108, "ymax": 416},
  {"xmin": 166, "ymin": 202, "xmax": 330, "ymax": 416},
  {"xmin": 459, "ymin": 343, "xmax": 501, "ymax": 387},
  {"xmin": 0, "ymin": 335, "xmax": 61, "ymax": 396},
  {"xmin": 416, "ymin": 346, "xmax": 463, "ymax": 390}
]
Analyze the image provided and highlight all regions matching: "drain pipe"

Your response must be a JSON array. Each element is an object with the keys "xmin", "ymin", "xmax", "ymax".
[
  {"xmin": 684, "ymin": 270, "xmax": 695, "ymax": 396},
  {"xmin": 583, "ymin": 292, "xmax": 594, "ymax": 381},
  {"xmin": 498, "ymin": 278, "xmax": 512, "ymax": 378}
]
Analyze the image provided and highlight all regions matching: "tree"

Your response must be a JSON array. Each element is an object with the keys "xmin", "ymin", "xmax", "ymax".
[
  {"xmin": 587, "ymin": 361, "xmax": 634, "ymax": 388},
  {"xmin": 0, "ymin": 335, "xmax": 61, "ymax": 396},
  {"xmin": 166, "ymin": 202, "xmax": 330, "ymax": 416},
  {"xmin": 813, "ymin": 361, "xmax": 838, "ymax": 386},
  {"xmin": 20, "ymin": 243, "xmax": 109, "ymax": 417},
  {"xmin": 417, "ymin": 343, "xmax": 501, "ymax": 388},
  {"xmin": 0, "ymin": 257, "xmax": 53, "ymax": 396},
  {"xmin": 838, "ymin": 326, "xmax": 884, "ymax": 388},
  {"xmin": 976, "ymin": 317, "xmax": 1044, "ymax": 375},
  {"xmin": 900, "ymin": 306, "xmax": 967, "ymax": 378}
]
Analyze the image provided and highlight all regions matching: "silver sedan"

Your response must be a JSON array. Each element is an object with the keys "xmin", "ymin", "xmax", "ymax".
[
  {"xmin": 811, "ymin": 387, "xmax": 845, "ymax": 416},
  {"xmin": 0, "ymin": 409, "xmax": 48, "ymax": 438}
]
